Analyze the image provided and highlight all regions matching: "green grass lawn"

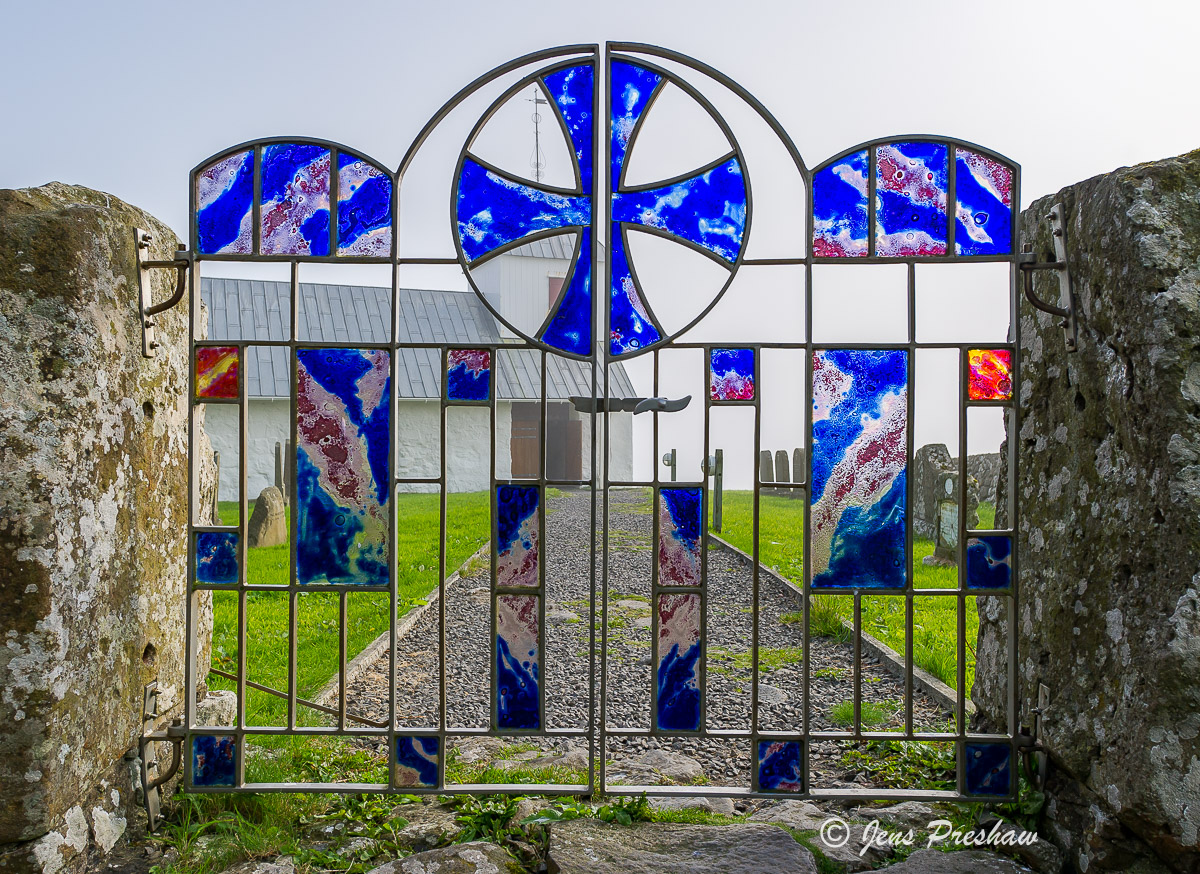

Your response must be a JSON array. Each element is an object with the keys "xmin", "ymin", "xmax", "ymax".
[
  {"xmin": 208, "ymin": 492, "xmax": 490, "ymax": 727},
  {"xmin": 712, "ymin": 491, "xmax": 994, "ymax": 695}
]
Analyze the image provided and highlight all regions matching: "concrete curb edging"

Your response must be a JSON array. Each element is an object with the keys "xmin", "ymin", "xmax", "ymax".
[
  {"xmin": 706, "ymin": 532, "xmax": 973, "ymax": 717},
  {"xmin": 313, "ymin": 541, "xmax": 491, "ymax": 709}
]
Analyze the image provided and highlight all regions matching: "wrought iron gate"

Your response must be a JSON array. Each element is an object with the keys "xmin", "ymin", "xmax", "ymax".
[{"xmin": 170, "ymin": 42, "xmax": 1021, "ymax": 803}]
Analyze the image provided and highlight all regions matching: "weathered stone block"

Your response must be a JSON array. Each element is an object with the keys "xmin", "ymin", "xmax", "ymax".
[
  {"xmin": 975, "ymin": 150, "xmax": 1200, "ymax": 872},
  {"xmin": 247, "ymin": 486, "xmax": 287, "ymax": 548},
  {"xmin": 0, "ymin": 183, "xmax": 211, "ymax": 873}
]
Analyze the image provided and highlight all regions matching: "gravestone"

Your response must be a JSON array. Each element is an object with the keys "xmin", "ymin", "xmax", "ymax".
[
  {"xmin": 975, "ymin": 149, "xmax": 1200, "ymax": 872},
  {"xmin": 0, "ymin": 184, "xmax": 214, "ymax": 874},
  {"xmin": 913, "ymin": 444, "xmax": 955, "ymax": 538},
  {"xmin": 792, "ymin": 447, "xmax": 803, "ymax": 484},
  {"xmin": 248, "ymin": 486, "xmax": 288, "ymax": 548},
  {"xmin": 773, "ymin": 449, "xmax": 789, "ymax": 485},
  {"xmin": 758, "ymin": 450, "xmax": 773, "ymax": 485}
]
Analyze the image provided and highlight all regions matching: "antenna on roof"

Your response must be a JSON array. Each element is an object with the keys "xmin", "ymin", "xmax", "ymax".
[{"xmin": 527, "ymin": 88, "xmax": 549, "ymax": 183}]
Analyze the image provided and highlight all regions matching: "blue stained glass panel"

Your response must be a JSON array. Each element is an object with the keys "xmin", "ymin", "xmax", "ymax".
[
  {"xmin": 659, "ymin": 487, "xmax": 701, "ymax": 587},
  {"xmin": 709, "ymin": 347, "xmax": 755, "ymax": 402},
  {"xmin": 811, "ymin": 350, "xmax": 908, "ymax": 588},
  {"xmin": 195, "ymin": 532, "xmax": 238, "ymax": 584},
  {"xmin": 496, "ymin": 484, "xmax": 539, "ymax": 588},
  {"xmin": 337, "ymin": 152, "xmax": 392, "ymax": 256},
  {"xmin": 456, "ymin": 158, "xmax": 590, "ymax": 263},
  {"xmin": 543, "ymin": 64, "xmax": 594, "ymax": 192},
  {"xmin": 395, "ymin": 736, "xmax": 439, "ymax": 788},
  {"xmin": 192, "ymin": 735, "xmax": 236, "ymax": 787},
  {"xmin": 812, "ymin": 150, "xmax": 868, "ymax": 257},
  {"xmin": 196, "ymin": 150, "xmax": 254, "ymax": 255},
  {"xmin": 296, "ymin": 348, "xmax": 390, "ymax": 586},
  {"xmin": 610, "ymin": 61, "xmax": 662, "ymax": 185},
  {"xmin": 875, "ymin": 142, "xmax": 948, "ymax": 257},
  {"xmin": 657, "ymin": 592, "xmax": 701, "ymax": 731},
  {"xmin": 539, "ymin": 228, "xmax": 592, "ymax": 356},
  {"xmin": 260, "ymin": 144, "xmax": 331, "ymax": 257},
  {"xmin": 965, "ymin": 743, "xmax": 1012, "ymax": 796},
  {"xmin": 610, "ymin": 157, "xmax": 746, "ymax": 263},
  {"xmin": 966, "ymin": 536, "xmax": 1012, "ymax": 589},
  {"xmin": 446, "ymin": 349, "xmax": 491, "ymax": 402},
  {"xmin": 497, "ymin": 594, "xmax": 540, "ymax": 729},
  {"xmin": 609, "ymin": 227, "xmax": 661, "ymax": 356},
  {"xmin": 955, "ymin": 149, "xmax": 1014, "ymax": 256},
  {"xmin": 758, "ymin": 741, "xmax": 804, "ymax": 792}
]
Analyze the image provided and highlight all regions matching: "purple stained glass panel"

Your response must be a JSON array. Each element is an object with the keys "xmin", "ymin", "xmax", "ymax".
[
  {"xmin": 709, "ymin": 347, "xmax": 755, "ymax": 401},
  {"xmin": 337, "ymin": 152, "xmax": 392, "ymax": 256},
  {"xmin": 260, "ymin": 144, "xmax": 331, "ymax": 256},
  {"xmin": 496, "ymin": 484, "xmax": 539, "ymax": 588},
  {"xmin": 192, "ymin": 735, "xmax": 236, "ymax": 787},
  {"xmin": 195, "ymin": 532, "xmax": 238, "ymax": 585},
  {"xmin": 811, "ymin": 350, "xmax": 908, "ymax": 588},
  {"xmin": 967, "ymin": 536, "xmax": 1012, "ymax": 589},
  {"xmin": 296, "ymin": 348, "xmax": 390, "ymax": 586},
  {"xmin": 875, "ymin": 142, "xmax": 948, "ymax": 257},
  {"xmin": 496, "ymin": 594, "xmax": 540, "ymax": 730},
  {"xmin": 395, "ymin": 736, "xmax": 439, "ymax": 788},
  {"xmin": 196, "ymin": 150, "xmax": 254, "ymax": 255},
  {"xmin": 446, "ymin": 349, "xmax": 491, "ymax": 402},
  {"xmin": 659, "ymin": 487, "xmax": 701, "ymax": 587},
  {"xmin": 955, "ymin": 150, "xmax": 1013, "ymax": 256},
  {"xmin": 656, "ymin": 592, "xmax": 701, "ymax": 731},
  {"xmin": 812, "ymin": 150, "xmax": 868, "ymax": 257},
  {"xmin": 758, "ymin": 741, "xmax": 804, "ymax": 792}
]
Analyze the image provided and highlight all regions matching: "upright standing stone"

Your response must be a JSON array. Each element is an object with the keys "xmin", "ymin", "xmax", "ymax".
[
  {"xmin": 758, "ymin": 450, "xmax": 773, "ymax": 485},
  {"xmin": 773, "ymin": 450, "xmax": 789, "ymax": 485},
  {"xmin": 248, "ymin": 486, "xmax": 288, "ymax": 548},
  {"xmin": 792, "ymin": 447, "xmax": 803, "ymax": 484},
  {"xmin": 975, "ymin": 150, "xmax": 1200, "ymax": 872},
  {"xmin": 0, "ymin": 184, "xmax": 213, "ymax": 873}
]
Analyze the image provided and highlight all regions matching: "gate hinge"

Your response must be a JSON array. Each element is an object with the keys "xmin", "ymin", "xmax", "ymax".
[
  {"xmin": 1016, "ymin": 682, "xmax": 1051, "ymax": 790},
  {"xmin": 135, "ymin": 228, "xmax": 192, "ymax": 358},
  {"xmin": 1018, "ymin": 202, "xmax": 1077, "ymax": 352},
  {"xmin": 138, "ymin": 681, "xmax": 186, "ymax": 832}
]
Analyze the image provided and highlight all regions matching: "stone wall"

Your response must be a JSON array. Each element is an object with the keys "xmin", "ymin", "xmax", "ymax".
[
  {"xmin": 974, "ymin": 151, "xmax": 1200, "ymax": 873},
  {"xmin": 0, "ymin": 184, "xmax": 211, "ymax": 873}
]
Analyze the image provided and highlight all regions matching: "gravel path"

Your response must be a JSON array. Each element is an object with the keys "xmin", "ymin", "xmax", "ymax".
[{"xmin": 346, "ymin": 487, "xmax": 954, "ymax": 790}]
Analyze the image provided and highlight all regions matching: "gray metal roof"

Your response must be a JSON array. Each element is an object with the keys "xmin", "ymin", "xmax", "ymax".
[
  {"xmin": 508, "ymin": 234, "xmax": 576, "ymax": 260},
  {"xmin": 200, "ymin": 277, "xmax": 634, "ymax": 400}
]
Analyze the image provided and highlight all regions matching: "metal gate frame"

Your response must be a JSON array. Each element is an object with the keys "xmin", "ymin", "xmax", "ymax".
[{"xmin": 167, "ymin": 41, "xmax": 1022, "ymax": 804}]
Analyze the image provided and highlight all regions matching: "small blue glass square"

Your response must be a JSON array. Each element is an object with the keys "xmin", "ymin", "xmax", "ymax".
[
  {"xmin": 192, "ymin": 735, "xmax": 236, "ymax": 787},
  {"xmin": 965, "ymin": 743, "xmax": 1011, "ymax": 796},
  {"xmin": 966, "ymin": 536, "xmax": 1011, "ymax": 589},
  {"xmin": 395, "ymin": 736, "xmax": 439, "ymax": 788},
  {"xmin": 758, "ymin": 740, "xmax": 804, "ymax": 792},
  {"xmin": 195, "ymin": 532, "xmax": 238, "ymax": 585}
]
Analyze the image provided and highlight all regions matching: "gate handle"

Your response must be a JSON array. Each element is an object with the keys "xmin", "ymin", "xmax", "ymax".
[{"xmin": 568, "ymin": 395, "xmax": 692, "ymax": 414}]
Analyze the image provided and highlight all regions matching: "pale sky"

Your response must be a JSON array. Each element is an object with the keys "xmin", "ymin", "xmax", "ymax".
[{"xmin": 3, "ymin": 0, "xmax": 1197, "ymax": 487}]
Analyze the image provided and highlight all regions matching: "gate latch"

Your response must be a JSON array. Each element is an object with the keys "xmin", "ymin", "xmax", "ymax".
[
  {"xmin": 1015, "ymin": 682, "xmax": 1050, "ymax": 790},
  {"xmin": 568, "ymin": 395, "xmax": 692, "ymax": 414},
  {"xmin": 1018, "ymin": 202, "xmax": 1077, "ymax": 352},
  {"xmin": 135, "ymin": 228, "xmax": 192, "ymax": 358}
]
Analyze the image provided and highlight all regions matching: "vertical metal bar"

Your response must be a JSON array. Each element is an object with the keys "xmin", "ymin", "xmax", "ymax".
[
  {"xmin": 388, "ymin": 256, "xmax": 399, "ymax": 780},
  {"xmin": 957, "ymin": 347, "xmax": 968, "ymax": 737},
  {"xmin": 487, "ymin": 350, "xmax": 497, "ymax": 734},
  {"xmin": 237, "ymin": 339, "xmax": 248, "ymax": 736},
  {"xmin": 750, "ymin": 347, "xmax": 762, "ymax": 748},
  {"xmin": 586, "ymin": 44, "xmax": 601, "ymax": 795},
  {"xmin": 251, "ymin": 145, "xmax": 262, "ymax": 255},
  {"xmin": 329, "ymin": 149, "xmax": 339, "ymax": 257},
  {"xmin": 852, "ymin": 592, "xmax": 861, "ymax": 736},
  {"xmin": 185, "ymin": 255, "xmax": 198, "ymax": 737},
  {"xmin": 905, "ymin": 263, "xmax": 916, "ymax": 737},
  {"xmin": 867, "ymin": 146, "xmax": 877, "ymax": 258},
  {"xmin": 442, "ymin": 351, "xmax": 451, "ymax": 736},
  {"xmin": 599, "ymin": 44, "xmax": 613, "ymax": 794},
  {"xmin": 338, "ymin": 590, "xmax": 348, "ymax": 730},
  {"xmin": 1009, "ymin": 167, "xmax": 1022, "ymax": 748},
  {"xmin": 946, "ymin": 144, "xmax": 957, "ymax": 257},
  {"xmin": 699, "ymin": 349, "xmax": 710, "ymax": 736},
  {"xmin": 539, "ymin": 350, "xmax": 548, "ymax": 732},
  {"xmin": 288, "ymin": 261, "xmax": 299, "ymax": 731},
  {"xmin": 802, "ymin": 264, "xmax": 813, "ymax": 784}
]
